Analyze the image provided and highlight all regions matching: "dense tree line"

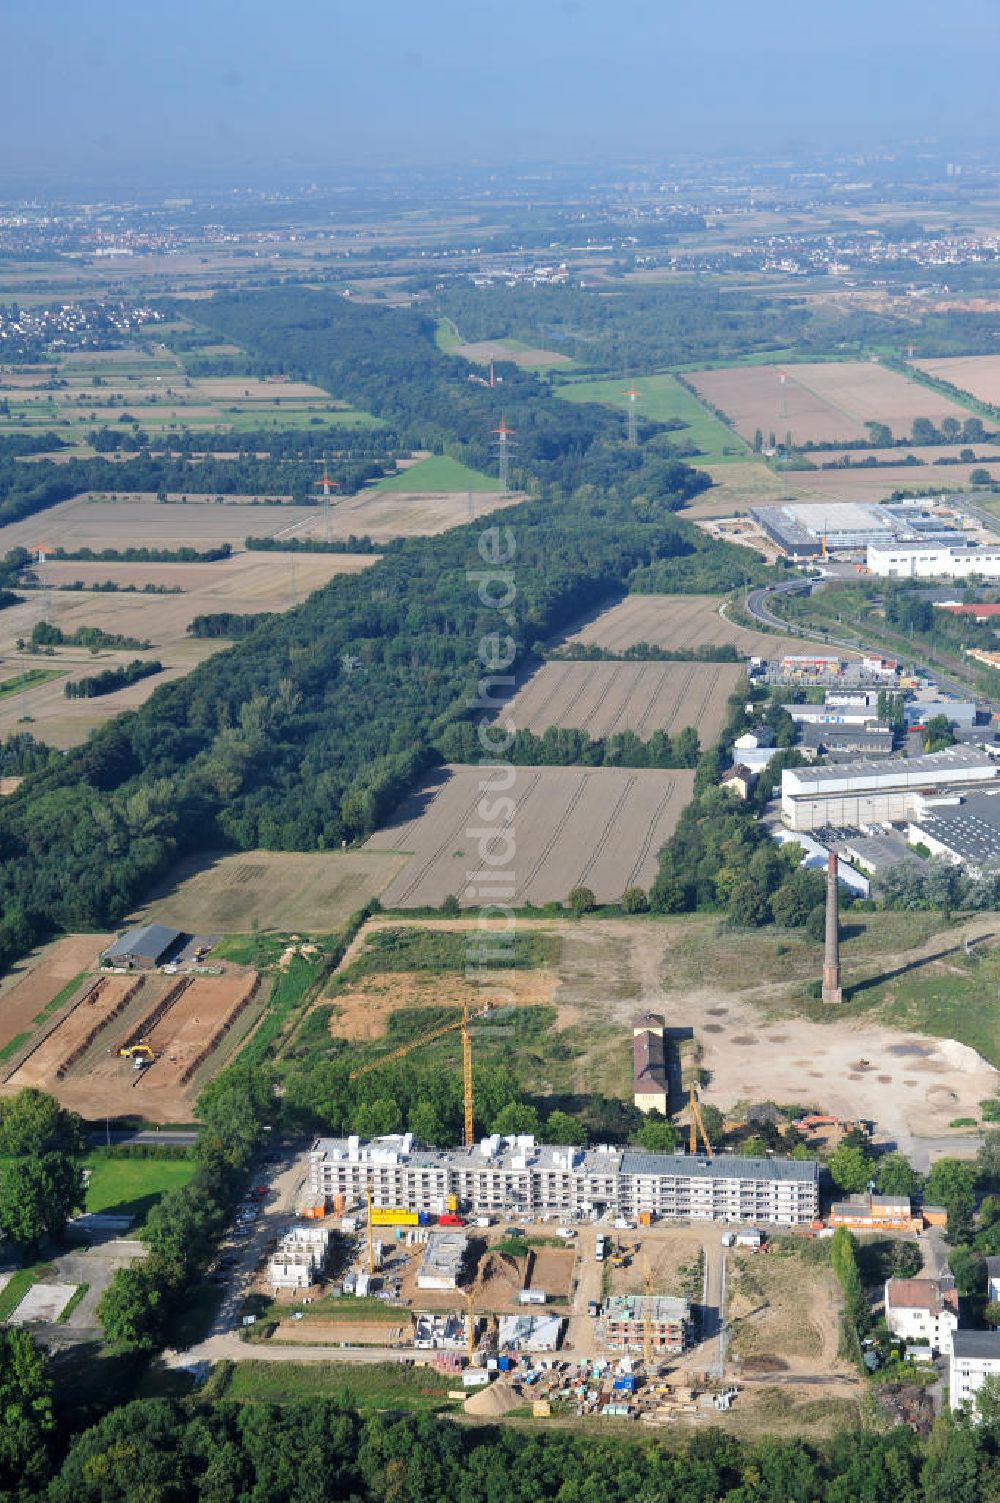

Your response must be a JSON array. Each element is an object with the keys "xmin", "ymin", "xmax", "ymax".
[
  {"xmin": 46, "ymin": 544, "xmax": 231, "ymax": 564},
  {"xmin": 64, "ymin": 659, "xmax": 162, "ymax": 699},
  {"xmin": 436, "ymin": 719, "xmax": 700, "ymax": 769},
  {"xmin": 186, "ymin": 611, "xmax": 274, "ymax": 639},
  {"xmin": 244, "ymin": 533, "xmax": 388, "ymax": 555},
  {"xmin": 553, "ymin": 638, "xmax": 741, "ymax": 662},
  {"xmin": 98, "ymin": 1066, "xmax": 275, "ymax": 1346},
  {"xmin": 25, "ymin": 1391, "xmax": 1000, "ymax": 1502},
  {"xmin": 187, "ymin": 289, "xmax": 712, "ymax": 505}
]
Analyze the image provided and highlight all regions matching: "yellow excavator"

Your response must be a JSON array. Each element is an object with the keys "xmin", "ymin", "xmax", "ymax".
[{"xmin": 119, "ymin": 1044, "xmax": 154, "ymax": 1070}]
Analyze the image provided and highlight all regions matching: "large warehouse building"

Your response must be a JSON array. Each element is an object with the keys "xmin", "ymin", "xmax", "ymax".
[
  {"xmin": 751, "ymin": 500, "xmax": 961, "ymax": 558},
  {"xmin": 780, "ymin": 746, "xmax": 999, "ymax": 831},
  {"xmin": 307, "ymin": 1134, "xmax": 820, "ymax": 1226}
]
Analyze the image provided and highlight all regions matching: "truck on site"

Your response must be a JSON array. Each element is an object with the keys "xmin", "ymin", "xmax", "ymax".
[
  {"xmin": 595, "ymin": 1235, "xmax": 607, "ymax": 1262},
  {"xmin": 119, "ymin": 1044, "xmax": 154, "ymax": 1070}
]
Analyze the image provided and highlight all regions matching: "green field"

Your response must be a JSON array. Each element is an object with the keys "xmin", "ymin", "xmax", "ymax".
[
  {"xmin": 84, "ymin": 1154, "xmax": 197, "ymax": 1227},
  {"xmin": 217, "ymin": 1360, "xmax": 458, "ymax": 1412},
  {"xmin": 376, "ymin": 454, "xmax": 500, "ymax": 492},
  {"xmin": 0, "ymin": 668, "xmax": 62, "ymax": 700},
  {"xmin": 434, "ymin": 317, "xmax": 463, "ymax": 353},
  {"xmin": 554, "ymin": 372, "xmax": 748, "ymax": 464}
]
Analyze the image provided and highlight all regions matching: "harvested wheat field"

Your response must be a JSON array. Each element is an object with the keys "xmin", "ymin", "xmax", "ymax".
[
  {"xmin": 560, "ymin": 594, "xmax": 800, "ymax": 659},
  {"xmin": 689, "ymin": 361, "xmax": 970, "ymax": 447},
  {"xmin": 684, "ymin": 453, "xmax": 1000, "ymax": 517},
  {"xmin": 508, "ymin": 661, "xmax": 742, "ymax": 742},
  {"xmin": 0, "ymin": 933, "xmax": 109, "ymax": 1058},
  {"xmin": 913, "ymin": 355, "xmax": 1000, "ymax": 406},
  {"xmin": 327, "ymin": 967, "xmax": 558, "ymax": 1042},
  {"xmin": 365, "ymin": 764, "xmax": 695, "ymax": 907},
  {"xmin": 130, "ymin": 849, "xmax": 409, "ymax": 934}
]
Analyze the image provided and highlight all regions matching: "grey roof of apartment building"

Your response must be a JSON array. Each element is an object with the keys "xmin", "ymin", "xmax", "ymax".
[
  {"xmin": 953, "ymin": 1330, "xmax": 1000, "ymax": 1359},
  {"xmin": 619, "ymin": 1151, "xmax": 819, "ymax": 1184}
]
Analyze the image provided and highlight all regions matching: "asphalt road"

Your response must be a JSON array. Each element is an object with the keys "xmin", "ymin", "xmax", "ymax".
[
  {"xmin": 86, "ymin": 1129, "xmax": 199, "ymax": 1148},
  {"xmin": 744, "ymin": 581, "xmax": 978, "ymax": 700}
]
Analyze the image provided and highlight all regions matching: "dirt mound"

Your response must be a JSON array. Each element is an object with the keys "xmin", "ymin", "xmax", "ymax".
[
  {"xmin": 473, "ymin": 1250, "xmax": 526, "ymax": 1303},
  {"xmin": 464, "ymin": 1381, "xmax": 523, "ymax": 1416}
]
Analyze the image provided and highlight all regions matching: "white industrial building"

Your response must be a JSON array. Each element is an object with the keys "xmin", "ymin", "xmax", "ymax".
[
  {"xmin": 868, "ymin": 540, "xmax": 1000, "ymax": 579},
  {"xmin": 885, "ymin": 1277, "xmax": 959, "ymax": 1357},
  {"xmin": 950, "ymin": 1330, "xmax": 1000, "ymax": 1412},
  {"xmin": 307, "ymin": 1135, "xmax": 819, "ymax": 1226},
  {"xmin": 780, "ymin": 746, "xmax": 998, "ymax": 831},
  {"xmin": 907, "ymin": 788, "xmax": 1000, "ymax": 877},
  {"xmin": 267, "ymin": 1224, "xmax": 332, "ymax": 1291}
]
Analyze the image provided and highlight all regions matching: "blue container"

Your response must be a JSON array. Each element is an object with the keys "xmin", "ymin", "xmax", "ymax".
[
  {"xmin": 613, "ymin": 1375, "xmax": 637, "ymax": 1393},
  {"xmin": 498, "ymin": 1356, "xmax": 512, "ymax": 1372},
  {"xmin": 418, "ymin": 1210, "xmax": 431, "ymax": 1226}
]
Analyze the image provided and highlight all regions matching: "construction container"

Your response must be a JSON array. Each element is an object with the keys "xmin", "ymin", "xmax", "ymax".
[
  {"xmin": 532, "ymin": 1399, "xmax": 551, "ymax": 1418},
  {"xmin": 613, "ymin": 1375, "xmax": 637, "ymax": 1394},
  {"xmin": 497, "ymin": 1355, "xmax": 512, "ymax": 1372},
  {"xmin": 519, "ymin": 1289, "xmax": 547, "ymax": 1305},
  {"xmin": 418, "ymin": 1210, "xmax": 432, "ymax": 1226},
  {"xmin": 371, "ymin": 1208, "xmax": 419, "ymax": 1227},
  {"xmin": 301, "ymin": 1204, "xmax": 326, "ymax": 1221},
  {"xmin": 637, "ymin": 1211, "xmax": 653, "ymax": 1228},
  {"xmin": 463, "ymin": 1370, "xmax": 491, "ymax": 1388},
  {"xmin": 447, "ymin": 1194, "xmax": 459, "ymax": 1212},
  {"xmin": 332, "ymin": 1193, "xmax": 346, "ymax": 1214},
  {"xmin": 439, "ymin": 1213, "xmax": 464, "ymax": 1226}
]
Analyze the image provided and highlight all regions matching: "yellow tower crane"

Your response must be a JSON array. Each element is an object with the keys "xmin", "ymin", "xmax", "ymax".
[
  {"xmin": 349, "ymin": 999, "xmax": 496, "ymax": 1148},
  {"xmin": 643, "ymin": 1258, "xmax": 654, "ymax": 1371},
  {"xmin": 465, "ymin": 1288, "xmax": 476, "ymax": 1362},
  {"xmin": 688, "ymin": 1084, "xmax": 715, "ymax": 1160}
]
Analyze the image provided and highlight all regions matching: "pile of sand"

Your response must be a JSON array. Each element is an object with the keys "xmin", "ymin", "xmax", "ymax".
[{"xmin": 464, "ymin": 1381, "xmax": 523, "ymax": 1417}]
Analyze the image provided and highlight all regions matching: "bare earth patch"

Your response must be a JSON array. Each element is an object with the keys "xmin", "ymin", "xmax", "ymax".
[{"xmin": 327, "ymin": 967, "xmax": 559, "ymax": 1042}]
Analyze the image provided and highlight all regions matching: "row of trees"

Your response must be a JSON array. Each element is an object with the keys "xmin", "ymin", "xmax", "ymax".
[
  {"xmin": 97, "ymin": 1066, "xmax": 275, "ymax": 1346},
  {"xmin": 435, "ymin": 721, "xmax": 700, "ymax": 770},
  {"xmin": 64, "ymin": 659, "xmax": 162, "ymax": 699}
]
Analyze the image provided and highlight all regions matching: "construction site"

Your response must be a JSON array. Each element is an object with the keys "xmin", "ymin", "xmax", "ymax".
[{"xmin": 0, "ymin": 930, "xmax": 266, "ymax": 1119}]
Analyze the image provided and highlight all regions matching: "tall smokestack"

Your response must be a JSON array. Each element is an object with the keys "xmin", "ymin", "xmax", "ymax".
[{"xmin": 822, "ymin": 852, "xmax": 842, "ymax": 1004}]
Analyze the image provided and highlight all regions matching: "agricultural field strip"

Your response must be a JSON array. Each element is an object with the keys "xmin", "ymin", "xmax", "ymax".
[
  {"xmin": 912, "ymin": 355, "xmax": 1000, "ymax": 406},
  {"xmin": 366, "ymin": 765, "xmax": 695, "ymax": 906},
  {"xmin": 137, "ymin": 974, "xmax": 260, "ymax": 1087},
  {"xmin": 560, "ymin": 594, "xmax": 800, "ymax": 660},
  {"xmin": 688, "ymin": 361, "xmax": 972, "ymax": 446},
  {"xmin": 508, "ymin": 662, "xmax": 742, "ymax": 744}
]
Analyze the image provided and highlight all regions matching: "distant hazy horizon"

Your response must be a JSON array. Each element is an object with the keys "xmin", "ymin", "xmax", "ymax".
[{"xmin": 2, "ymin": 0, "xmax": 998, "ymax": 186}]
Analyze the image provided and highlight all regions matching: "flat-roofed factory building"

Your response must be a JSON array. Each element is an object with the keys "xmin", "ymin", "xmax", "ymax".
[{"xmin": 780, "ymin": 747, "xmax": 998, "ymax": 831}]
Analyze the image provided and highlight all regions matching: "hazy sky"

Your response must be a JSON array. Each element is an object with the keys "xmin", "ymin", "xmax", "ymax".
[{"xmin": 2, "ymin": 0, "xmax": 998, "ymax": 184}]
